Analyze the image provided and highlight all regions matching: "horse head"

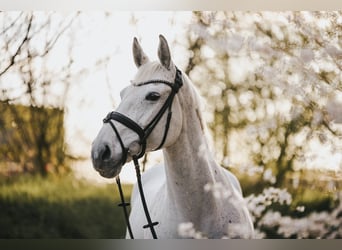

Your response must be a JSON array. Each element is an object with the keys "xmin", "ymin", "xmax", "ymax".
[{"xmin": 91, "ymin": 35, "xmax": 183, "ymax": 178}]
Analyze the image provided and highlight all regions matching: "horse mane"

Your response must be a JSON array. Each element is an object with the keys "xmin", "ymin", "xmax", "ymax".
[{"xmin": 182, "ymin": 73, "xmax": 206, "ymax": 130}]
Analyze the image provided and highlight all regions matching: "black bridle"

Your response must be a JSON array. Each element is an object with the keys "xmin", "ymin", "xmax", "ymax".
[{"xmin": 102, "ymin": 67, "xmax": 183, "ymax": 239}]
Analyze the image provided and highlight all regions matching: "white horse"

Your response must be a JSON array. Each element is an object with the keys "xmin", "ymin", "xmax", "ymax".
[{"xmin": 91, "ymin": 35, "xmax": 254, "ymax": 239}]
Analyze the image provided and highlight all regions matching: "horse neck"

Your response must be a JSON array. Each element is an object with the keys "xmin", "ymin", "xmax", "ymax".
[{"xmin": 162, "ymin": 83, "xmax": 223, "ymax": 222}]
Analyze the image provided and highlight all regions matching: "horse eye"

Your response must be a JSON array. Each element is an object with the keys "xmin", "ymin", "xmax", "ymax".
[{"xmin": 145, "ymin": 92, "xmax": 161, "ymax": 101}]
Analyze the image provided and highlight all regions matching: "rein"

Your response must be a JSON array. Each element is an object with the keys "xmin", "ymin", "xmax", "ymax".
[{"xmin": 102, "ymin": 67, "xmax": 183, "ymax": 239}]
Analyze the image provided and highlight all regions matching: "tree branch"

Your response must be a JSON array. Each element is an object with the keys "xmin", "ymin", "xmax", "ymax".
[
  {"xmin": 0, "ymin": 14, "xmax": 32, "ymax": 77},
  {"xmin": 0, "ymin": 12, "xmax": 24, "ymax": 36}
]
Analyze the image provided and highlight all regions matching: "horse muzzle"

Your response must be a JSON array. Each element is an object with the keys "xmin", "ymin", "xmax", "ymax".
[{"xmin": 91, "ymin": 142, "xmax": 123, "ymax": 178}]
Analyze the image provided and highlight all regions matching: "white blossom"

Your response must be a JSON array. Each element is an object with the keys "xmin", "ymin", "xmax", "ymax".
[
  {"xmin": 300, "ymin": 48, "xmax": 315, "ymax": 62},
  {"xmin": 325, "ymin": 45, "xmax": 342, "ymax": 59},
  {"xmin": 245, "ymin": 187, "xmax": 292, "ymax": 221},
  {"xmin": 296, "ymin": 206, "xmax": 305, "ymax": 212},
  {"xmin": 178, "ymin": 222, "xmax": 206, "ymax": 239},
  {"xmin": 237, "ymin": 164, "xmax": 264, "ymax": 176},
  {"xmin": 326, "ymin": 96, "xmax": 342, "ymax": 123},
  {"xmin": 204, "ymin": 182, "xmax": 232, "ymax": 199},
  {"xmin": 263, "ymin": 169, "xmax": 276, "ymax": 184},
  {"xmin": 257, "ymin": 192, "xmax": 342, "ymax": 238},
  {"xmin": 226, "ymin": 34, "xmax": 244, "ymax": 53},
  {"xmin": 226, "ymin": 223, "xmax": 252, "ymax": 239}
]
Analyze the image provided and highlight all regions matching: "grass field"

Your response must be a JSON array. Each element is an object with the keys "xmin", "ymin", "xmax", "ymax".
[
  {"xmin": 0, "ymin": 170, "xmax": 339, "ymax": 238},
  {"xmin": 0, "ymin": 174, "xmax": 132, "ymax": 238}
]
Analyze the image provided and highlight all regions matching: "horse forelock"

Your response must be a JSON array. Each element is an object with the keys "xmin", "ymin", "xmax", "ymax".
[{"xmin": 131, "ymin": 61, "xmax": 174, "ymax": 85}]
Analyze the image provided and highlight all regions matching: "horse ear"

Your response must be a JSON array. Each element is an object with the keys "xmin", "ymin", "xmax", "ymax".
[
  {"xmin": 132, "ymin": 37, "xmax": 149, "ymax": 68},
  {"xmin": 158, "ymin": 34, "xmax": 172, "ymax": 70}
]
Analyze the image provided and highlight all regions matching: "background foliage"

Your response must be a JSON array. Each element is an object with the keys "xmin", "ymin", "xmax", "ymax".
[
  {"xmin": 183, "ymin": 11, "xmax": 341, "ymax": 184},
  {"xmin": 180, "ymin": 11, "xmax": 342, "ymax": 238}
]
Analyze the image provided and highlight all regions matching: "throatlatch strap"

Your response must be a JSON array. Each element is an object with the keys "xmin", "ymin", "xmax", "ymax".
[{"xmin": 155, "ymin": 106, "xmax": 173, "ymax": 151}]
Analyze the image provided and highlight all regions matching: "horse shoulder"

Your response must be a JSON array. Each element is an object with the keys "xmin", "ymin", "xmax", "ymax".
[{"xmin": 220, "ymin": 166, "xmax": 243, "ymax": 195}]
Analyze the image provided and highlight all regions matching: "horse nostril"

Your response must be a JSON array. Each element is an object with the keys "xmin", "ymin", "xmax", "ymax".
[{"xmin": 101, "ymin": 145, "xmax": 111, "ymax": 161}]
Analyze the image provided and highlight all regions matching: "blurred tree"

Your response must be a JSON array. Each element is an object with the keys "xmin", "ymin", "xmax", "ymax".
[
  {"xmin": 182, "ymin": 11, "xmax": 342, "ymax": 187},
  {"xmin": 0, "ymin": 103, "xmax": 65, "ymax": 175},
  {"xmin": 0, "ymin": 12, "xmax": 78, "ymax": 176}
]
